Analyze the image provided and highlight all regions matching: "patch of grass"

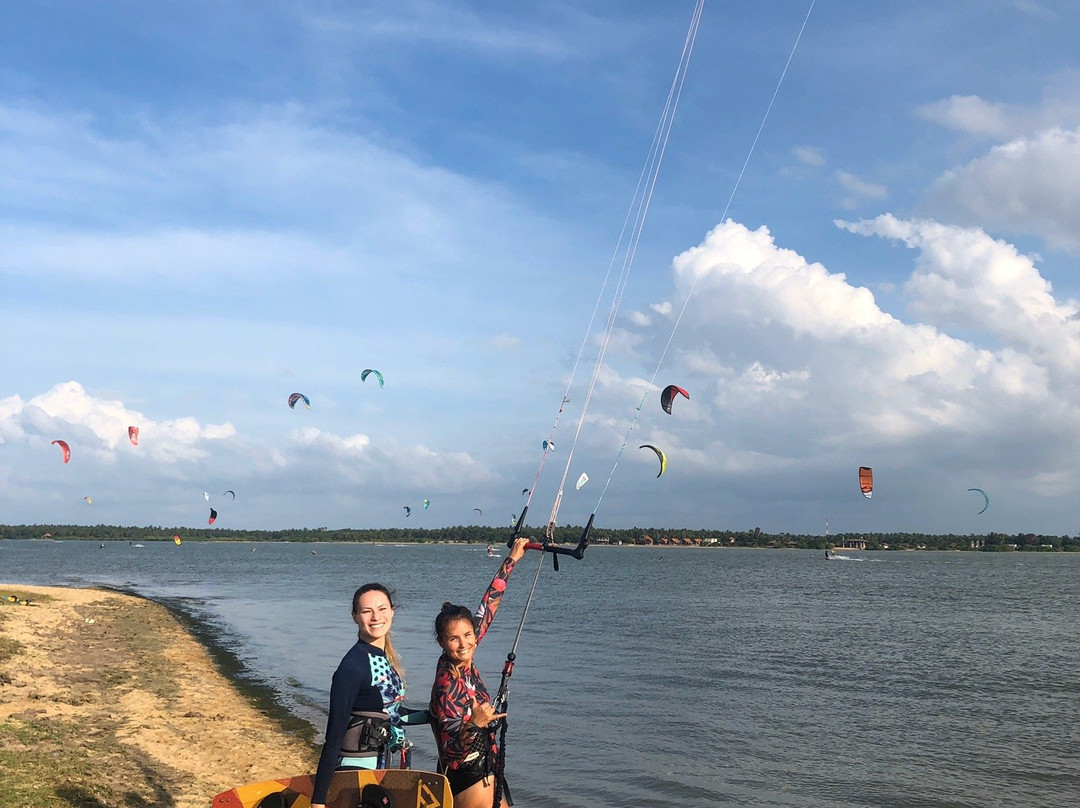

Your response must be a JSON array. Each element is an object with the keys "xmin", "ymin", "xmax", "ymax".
[
  {"xmin": 0, "ymin": 633, "xmax": 21, "ymax": 665},
  {"xmin": 1, "ymin": 589, "xmax": 55, "ymax": 606},
  {"xmin": 49, "ymin": 597, "xmax": 183, "ymax": 709},
  {"xmin": 0, "ymin": 587, "xmax": 55, "ymax": 665},
  {"xmin": 0, "ymin": 593, "xmax": 28, "ymax": 669},
  {"xmin": 0, "ymin": 594, "xmax": 189, "ymax": 807},
  {"xmin": 0, "ymin": 717, "xmax": 184, "ymax": 808},
  {"xmin": 0, "ymin": 717, "xmax": 110, "ymax": 807}
]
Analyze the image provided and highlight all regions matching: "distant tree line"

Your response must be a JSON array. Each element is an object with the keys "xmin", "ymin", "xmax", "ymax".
[{"xmin": 2, "ymin": 523, "xmax": 1078, "ymax": 551}]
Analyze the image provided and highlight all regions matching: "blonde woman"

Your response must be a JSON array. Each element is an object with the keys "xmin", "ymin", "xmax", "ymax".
[{"xmin": 312, "ymin": 583, "xmax": 428, "ymax": 808}]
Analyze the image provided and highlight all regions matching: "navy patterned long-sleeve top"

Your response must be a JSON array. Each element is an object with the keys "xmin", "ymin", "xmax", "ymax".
[{"xmin": 312, "ymin": 639, "xmax": 404, "ymax": 804}]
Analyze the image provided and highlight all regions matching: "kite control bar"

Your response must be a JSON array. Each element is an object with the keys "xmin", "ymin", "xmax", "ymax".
[{"xmin": 508, "ymin": 509, "xmax": 592, "ymax": 571}]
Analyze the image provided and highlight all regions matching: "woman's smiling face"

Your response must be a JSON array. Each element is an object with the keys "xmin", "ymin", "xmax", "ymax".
[
  {"xmin": 352, "ymin": 590, "xmax": 394, "ymax": 646},
  {"xmin": 439, "ymin": 617, "xmax": 478, "ymax": 668}
]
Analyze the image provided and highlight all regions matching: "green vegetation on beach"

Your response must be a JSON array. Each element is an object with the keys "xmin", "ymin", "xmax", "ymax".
[
  {"xmin": 0, "ymin": 594, "xmax": 195, "ymax": 808},
  {"xmin": 0, "ymin": 587, "xmax": 318, "ymax": 808},
  {"xmin": 0, "ymin": 716, "xmax": 142, "ymax": 808},
  {"xmin": 3, "ymin": 523, "xmax": 1078, "ymax": 551}
]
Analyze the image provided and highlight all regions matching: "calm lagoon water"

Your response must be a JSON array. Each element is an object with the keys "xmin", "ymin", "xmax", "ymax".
[{"xmin": 3, "ymin": 540, "xmax": 1078, "ymax": 807}]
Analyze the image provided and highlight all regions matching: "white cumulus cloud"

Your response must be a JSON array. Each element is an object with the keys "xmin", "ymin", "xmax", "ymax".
[
  {"xmin": 921, "ymin": 126, "xmax": 1080, "ymax": 252},
  {"xmin": 618, "ymin": 218, "xmax": 1080, "ymax": 515},
  {"xmin": 0, "ymin": 381, "xmax": 236, "ymax": 464},
  {"xmin": 838, "ymin": 214, "xmax": 1080, "ymax": 377}
]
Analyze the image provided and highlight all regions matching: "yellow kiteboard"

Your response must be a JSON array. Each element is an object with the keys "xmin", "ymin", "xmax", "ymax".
[{"xmin": 211, "ymin": 768, "xmax": 452, "ymax": 808}]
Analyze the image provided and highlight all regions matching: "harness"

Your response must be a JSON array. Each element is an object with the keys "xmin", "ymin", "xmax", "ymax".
[
  {"xmin": 341, "ymin": 710, "xmax": 392, "ymax": 757},
  {"xmin": 459, "ymin": 717, "xmax": 497, "ymax": 769},
  {"xmin": 433, "ymin": 720, "xmax": 512, "ymax": 805}
]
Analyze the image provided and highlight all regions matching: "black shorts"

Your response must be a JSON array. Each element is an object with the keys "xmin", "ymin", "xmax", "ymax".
[{"xmin": 445, "ymin": 760, "xmax": 493, "ymax": 796}]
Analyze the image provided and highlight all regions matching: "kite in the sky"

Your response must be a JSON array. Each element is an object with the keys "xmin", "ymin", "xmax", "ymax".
[
  {"xmin": 859, "ymin": 467, "xmax": 873, "ymax": 499},
  {"xmin": 576, "ymin": 472, "xmax": 589, "ymax": 490},
  {"xmin": 223, "ymin": 490, "xmax": 236, "ymax": 500},
  {"xmin": 208, "ymin": 508, "xmax": 218, "ymax": 525},
  {"xmin": 967, "ymin": 487, "xmax": 989, "ymax": 514},
  {"xmin": 474, "ymin": 508, "xmax": 483, "ymax": 516},
  {"xmin": 52, "ymin": 439, "xmax": 71, "ymax": 464},
  {"xmin": 660, "ymin": 384, "xmax": 690, "ymax": 414},
  {"xmin": 639, "ymin": 444, "xmax": 667, "ymax": 478},
  {"xmin": 128, "ymin": 426, "xmax": 139, "ymax": 446},
  {"xmin": 288, "ymin": 392, "xmax": 311, "ymax": 410},
  {"xmin": 361, "ymin": 369, "xmax": 385, "ymax": 388},
  {"xmin": 83, "ymin": 496, "xmax": 93, "ymax": 505},
  {"xmin": 203, "ymin": 491, "xmax": 210, "ymax": 502},
  {"xmin": 521, "ymin": 488, "xmax": 529, "ymax": 496},
  {"xmin": 423, "ymin": 498, "xmax": 430, "ymax": 509},
  {"xmin": 403, "ymin": 506, "xmax": 411, "ymax": 517},
  {"xmin": 543, "ymin": 440, "xmax": 555, "ymax": 451}
]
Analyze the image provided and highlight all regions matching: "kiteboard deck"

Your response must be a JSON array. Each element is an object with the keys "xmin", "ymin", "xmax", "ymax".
[{"xmin": 211, "ymin": 768, "xmax": 452, "ymax": 808}]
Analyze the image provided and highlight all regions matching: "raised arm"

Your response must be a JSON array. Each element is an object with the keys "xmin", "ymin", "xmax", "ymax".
[{"xmin": 473, "ymin": 537, "xmax": 529, "ymax": 645}]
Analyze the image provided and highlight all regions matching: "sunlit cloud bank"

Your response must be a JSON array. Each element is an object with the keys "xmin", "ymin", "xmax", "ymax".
[
  {"xmin": 0, "ymin": 382, "xmax": 501, "ymax": 528},
  {"xmin": 0, "ymin": 381, "xmax": 236, "ymax": 464},
  {"xmin": 839, "ymin": 215, "xmax": 1080, "ymax": 376},
  {"xmin": 584, "ymin": 217, "xmax": 1080, "ymax": 529}
]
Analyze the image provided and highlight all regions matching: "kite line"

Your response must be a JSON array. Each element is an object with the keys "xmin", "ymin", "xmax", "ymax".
[
  {"xmin": 590, "ymin": 0, "xmax": 817, "ymax": 514},
  {"xmin": 515, "ymin": 0, "xmax": 816, "ymax": 556},
  {"xmin": 515, "ymin": 0, "xmax": 707, "ymax": 554}
]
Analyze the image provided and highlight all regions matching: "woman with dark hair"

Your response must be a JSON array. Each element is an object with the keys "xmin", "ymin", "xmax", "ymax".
[
  {"xmin": 430, "ymin": 537, "xmax": 530, "ymax": 808},
  {"xmin": 311, "ymin": 583, "xmax": 428, "ymax": 808}
]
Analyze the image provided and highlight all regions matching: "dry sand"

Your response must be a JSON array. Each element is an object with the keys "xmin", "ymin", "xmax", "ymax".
[{"xmin": 0, "ymin": 584, "xmax": 318, "ymax": 808}]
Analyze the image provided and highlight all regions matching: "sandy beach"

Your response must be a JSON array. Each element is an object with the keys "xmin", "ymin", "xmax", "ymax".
[{"xmin": 0, "ymin": 584, "xmax": 318, "ymax": 808}]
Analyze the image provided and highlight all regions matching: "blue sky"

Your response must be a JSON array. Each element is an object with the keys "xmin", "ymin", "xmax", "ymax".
[{"xmin": 5, "ymin": 0, "xmax": 1080, "ymax": 536}]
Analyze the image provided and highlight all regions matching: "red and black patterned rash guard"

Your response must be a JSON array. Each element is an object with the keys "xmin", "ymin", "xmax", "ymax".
[{"xmin": 429, "ymin": 554, "xmax": 518, "ymax": 770}]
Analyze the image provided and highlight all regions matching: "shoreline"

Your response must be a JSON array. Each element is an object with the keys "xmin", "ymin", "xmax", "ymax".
[
  {"xmin": 140, "ymin": 589, "xmax": 318, "ymax": 744},
  {"xmin": 0, "ymin": 584, "xmax": 318, "ymax": 808}
]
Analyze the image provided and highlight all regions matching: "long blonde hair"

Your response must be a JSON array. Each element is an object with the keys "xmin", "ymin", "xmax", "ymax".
[{"xmin": 352, "ymin": 583, "xmax": 404, "ymax": 677}]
